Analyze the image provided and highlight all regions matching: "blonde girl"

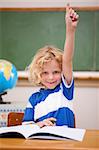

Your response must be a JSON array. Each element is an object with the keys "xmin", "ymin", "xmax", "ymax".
[{"xmin": 22, "ymin": 4, "xmax": 79, "ymax": 128}]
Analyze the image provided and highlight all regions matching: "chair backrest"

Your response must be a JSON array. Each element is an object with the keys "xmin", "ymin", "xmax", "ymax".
[{"xmin": 7, "ymin": 112, "xmax": 24, "ymax": 127}]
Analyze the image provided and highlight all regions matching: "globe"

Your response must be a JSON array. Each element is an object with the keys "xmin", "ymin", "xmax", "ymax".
[{"xmin": 0, "ymin": 59, "xmax": 18, "ymax": 95}]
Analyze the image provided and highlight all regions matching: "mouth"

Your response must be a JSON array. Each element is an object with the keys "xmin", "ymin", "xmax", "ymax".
[{"xmin": 47, "ymin": 81, "xmax": 56, "ymax": 84}]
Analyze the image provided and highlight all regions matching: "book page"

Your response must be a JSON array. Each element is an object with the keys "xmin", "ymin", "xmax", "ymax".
[
  {"xmin": 0, "ymin": 124, "xmax": 40, "ymax": 138},
  {"xmin": 29, "ymin": 126, "xmax": 86, "ymax": 141}
]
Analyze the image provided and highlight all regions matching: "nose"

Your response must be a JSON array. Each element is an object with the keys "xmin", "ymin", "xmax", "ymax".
[{"xmin": 48, "ymin": 73, "xmax": 54, "ymax": 80}]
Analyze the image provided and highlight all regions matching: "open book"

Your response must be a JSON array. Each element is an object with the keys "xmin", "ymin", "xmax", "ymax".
[{"xmin": 0, "ymin": 124, "xmax": 86, "ymax": 141}]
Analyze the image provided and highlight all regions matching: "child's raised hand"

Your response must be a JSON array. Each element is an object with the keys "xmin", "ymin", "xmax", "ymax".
[{"xmin": 65, "ymin": 3, "xmax": 79, "ymax": 31}]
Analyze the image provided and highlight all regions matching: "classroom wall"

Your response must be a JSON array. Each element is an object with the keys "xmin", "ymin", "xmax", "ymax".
[
  {"xmin": 0, "ymin": 1, "xmax": 99, "ymax": 129},
  {"xmin": 0, "ymin": 0, "xmax": 98, "ymax": 7},
  {"xmin": 74, "ymin": 87, "xmax": 99, "ymax": 129}
]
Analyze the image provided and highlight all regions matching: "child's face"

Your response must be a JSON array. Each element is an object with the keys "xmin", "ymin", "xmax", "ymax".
[{"xmin": 40, "ymin": 59, "xmax": 61, "ymax": 89}]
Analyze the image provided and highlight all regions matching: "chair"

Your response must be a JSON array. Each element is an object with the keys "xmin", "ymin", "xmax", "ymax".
[{"xmin": 7, "ymin": 112, "xmax": 24, "ymax": 127}]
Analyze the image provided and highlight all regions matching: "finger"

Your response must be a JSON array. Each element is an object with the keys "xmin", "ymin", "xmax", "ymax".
[
  {"xmin": 44, "ymin": 120, "xmax": 54, "ymax": 126},
  {"xmin": 36, "ymin": 121, "xmax": 45, "ymax": 128},
  {"xmin": 73, "ymin": 12, "xmax": 77, "ymax": 18},
  {"xmin": 71, "ymin": 14, "xmax": 79, "ymax": 22},
  {"xmin": 48, "ymin": 117, "xmax": 56, "ymax": 121},
  {"xmin": 66, "ymin": 3, "xmax": 70, "ymax": 12},
  {"xmin": 70, "ymin": 9, "xmax": 75, "ymax": 16},
  {"xmin": 43, "ymin": 118, "xmax": 56, "ymax": 125},
  {"xmin": 48, "ymin": 118, "xmax": 56, "ymax": 125},
  {"xmin": 76, "ymin": 14, "xmax": 79, "ymax": 20}
]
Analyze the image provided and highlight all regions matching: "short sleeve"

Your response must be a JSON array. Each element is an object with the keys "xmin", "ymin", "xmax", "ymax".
[{"xmin": 61, "ymin": 74, "xmax": 74, "ymax": 100}]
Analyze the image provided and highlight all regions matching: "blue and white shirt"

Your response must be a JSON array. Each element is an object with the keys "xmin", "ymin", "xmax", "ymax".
[{"xmin": 23, "ymin": 75, "xmax": 75, "ymax": 127}]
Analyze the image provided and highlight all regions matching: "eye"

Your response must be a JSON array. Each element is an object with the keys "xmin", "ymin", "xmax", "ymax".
[
  {"xmin": 41, "ymin": 71, "xmax": 48, "ymax": 75},
  {"xmin": 53, "ymin": 71, "xmax": 61, "ymax": 74}
]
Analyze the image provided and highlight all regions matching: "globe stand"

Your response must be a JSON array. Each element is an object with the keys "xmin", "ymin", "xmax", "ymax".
[{"xmin": 0, "ymin": 92, "xmax": 11, "ymax": 104}]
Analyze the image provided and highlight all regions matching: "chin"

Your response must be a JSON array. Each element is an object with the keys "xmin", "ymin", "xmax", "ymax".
[{"xmin": 47, "ymin": 84, "xmax": 57, "ymax": 89}]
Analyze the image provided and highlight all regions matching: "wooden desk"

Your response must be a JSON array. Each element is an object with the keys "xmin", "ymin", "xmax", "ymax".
[{"xmin": 0, "ymin": 130, "xmax": 99, "ymax": 150}]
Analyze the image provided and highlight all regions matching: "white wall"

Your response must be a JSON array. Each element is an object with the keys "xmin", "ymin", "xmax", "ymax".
[
  {"xmin": 0, "ymin": 0, "xmax": 98, "ymax": 7},
  {"xmin": 3, "ymin": 85, "xmax": 99, "ymax": 130},
  {"xmin": 74, "ymin": 87, "xmax": 99, "ymax": 129}
]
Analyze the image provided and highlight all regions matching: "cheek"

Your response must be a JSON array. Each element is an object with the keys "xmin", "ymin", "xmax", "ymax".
[
  {"xmin": 56, "ymin": 74, "xmax": 61, "ymax": 81},
  {"xmin": 41, "ymin": 75, "xmax": 47, "ymax": 81}
]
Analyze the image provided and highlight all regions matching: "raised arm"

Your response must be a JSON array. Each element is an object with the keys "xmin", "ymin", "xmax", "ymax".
[{"xmin": 62, "ymin": 4, "xmax": 79, "ymax": 85}]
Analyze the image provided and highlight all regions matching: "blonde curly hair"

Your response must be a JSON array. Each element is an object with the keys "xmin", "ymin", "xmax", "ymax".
[{"xmin": 28, "ymin": 45, "xmax": 63, "ymax": 86}]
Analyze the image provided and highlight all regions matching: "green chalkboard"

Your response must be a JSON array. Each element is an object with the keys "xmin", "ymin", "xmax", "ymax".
[
  {"xmin": 96, "ymin": 12, "xmax": 99, "ymax": 71},
  {"xmin": 0, "ymin": 10, "xmax": 99, "ymax": 71}
]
